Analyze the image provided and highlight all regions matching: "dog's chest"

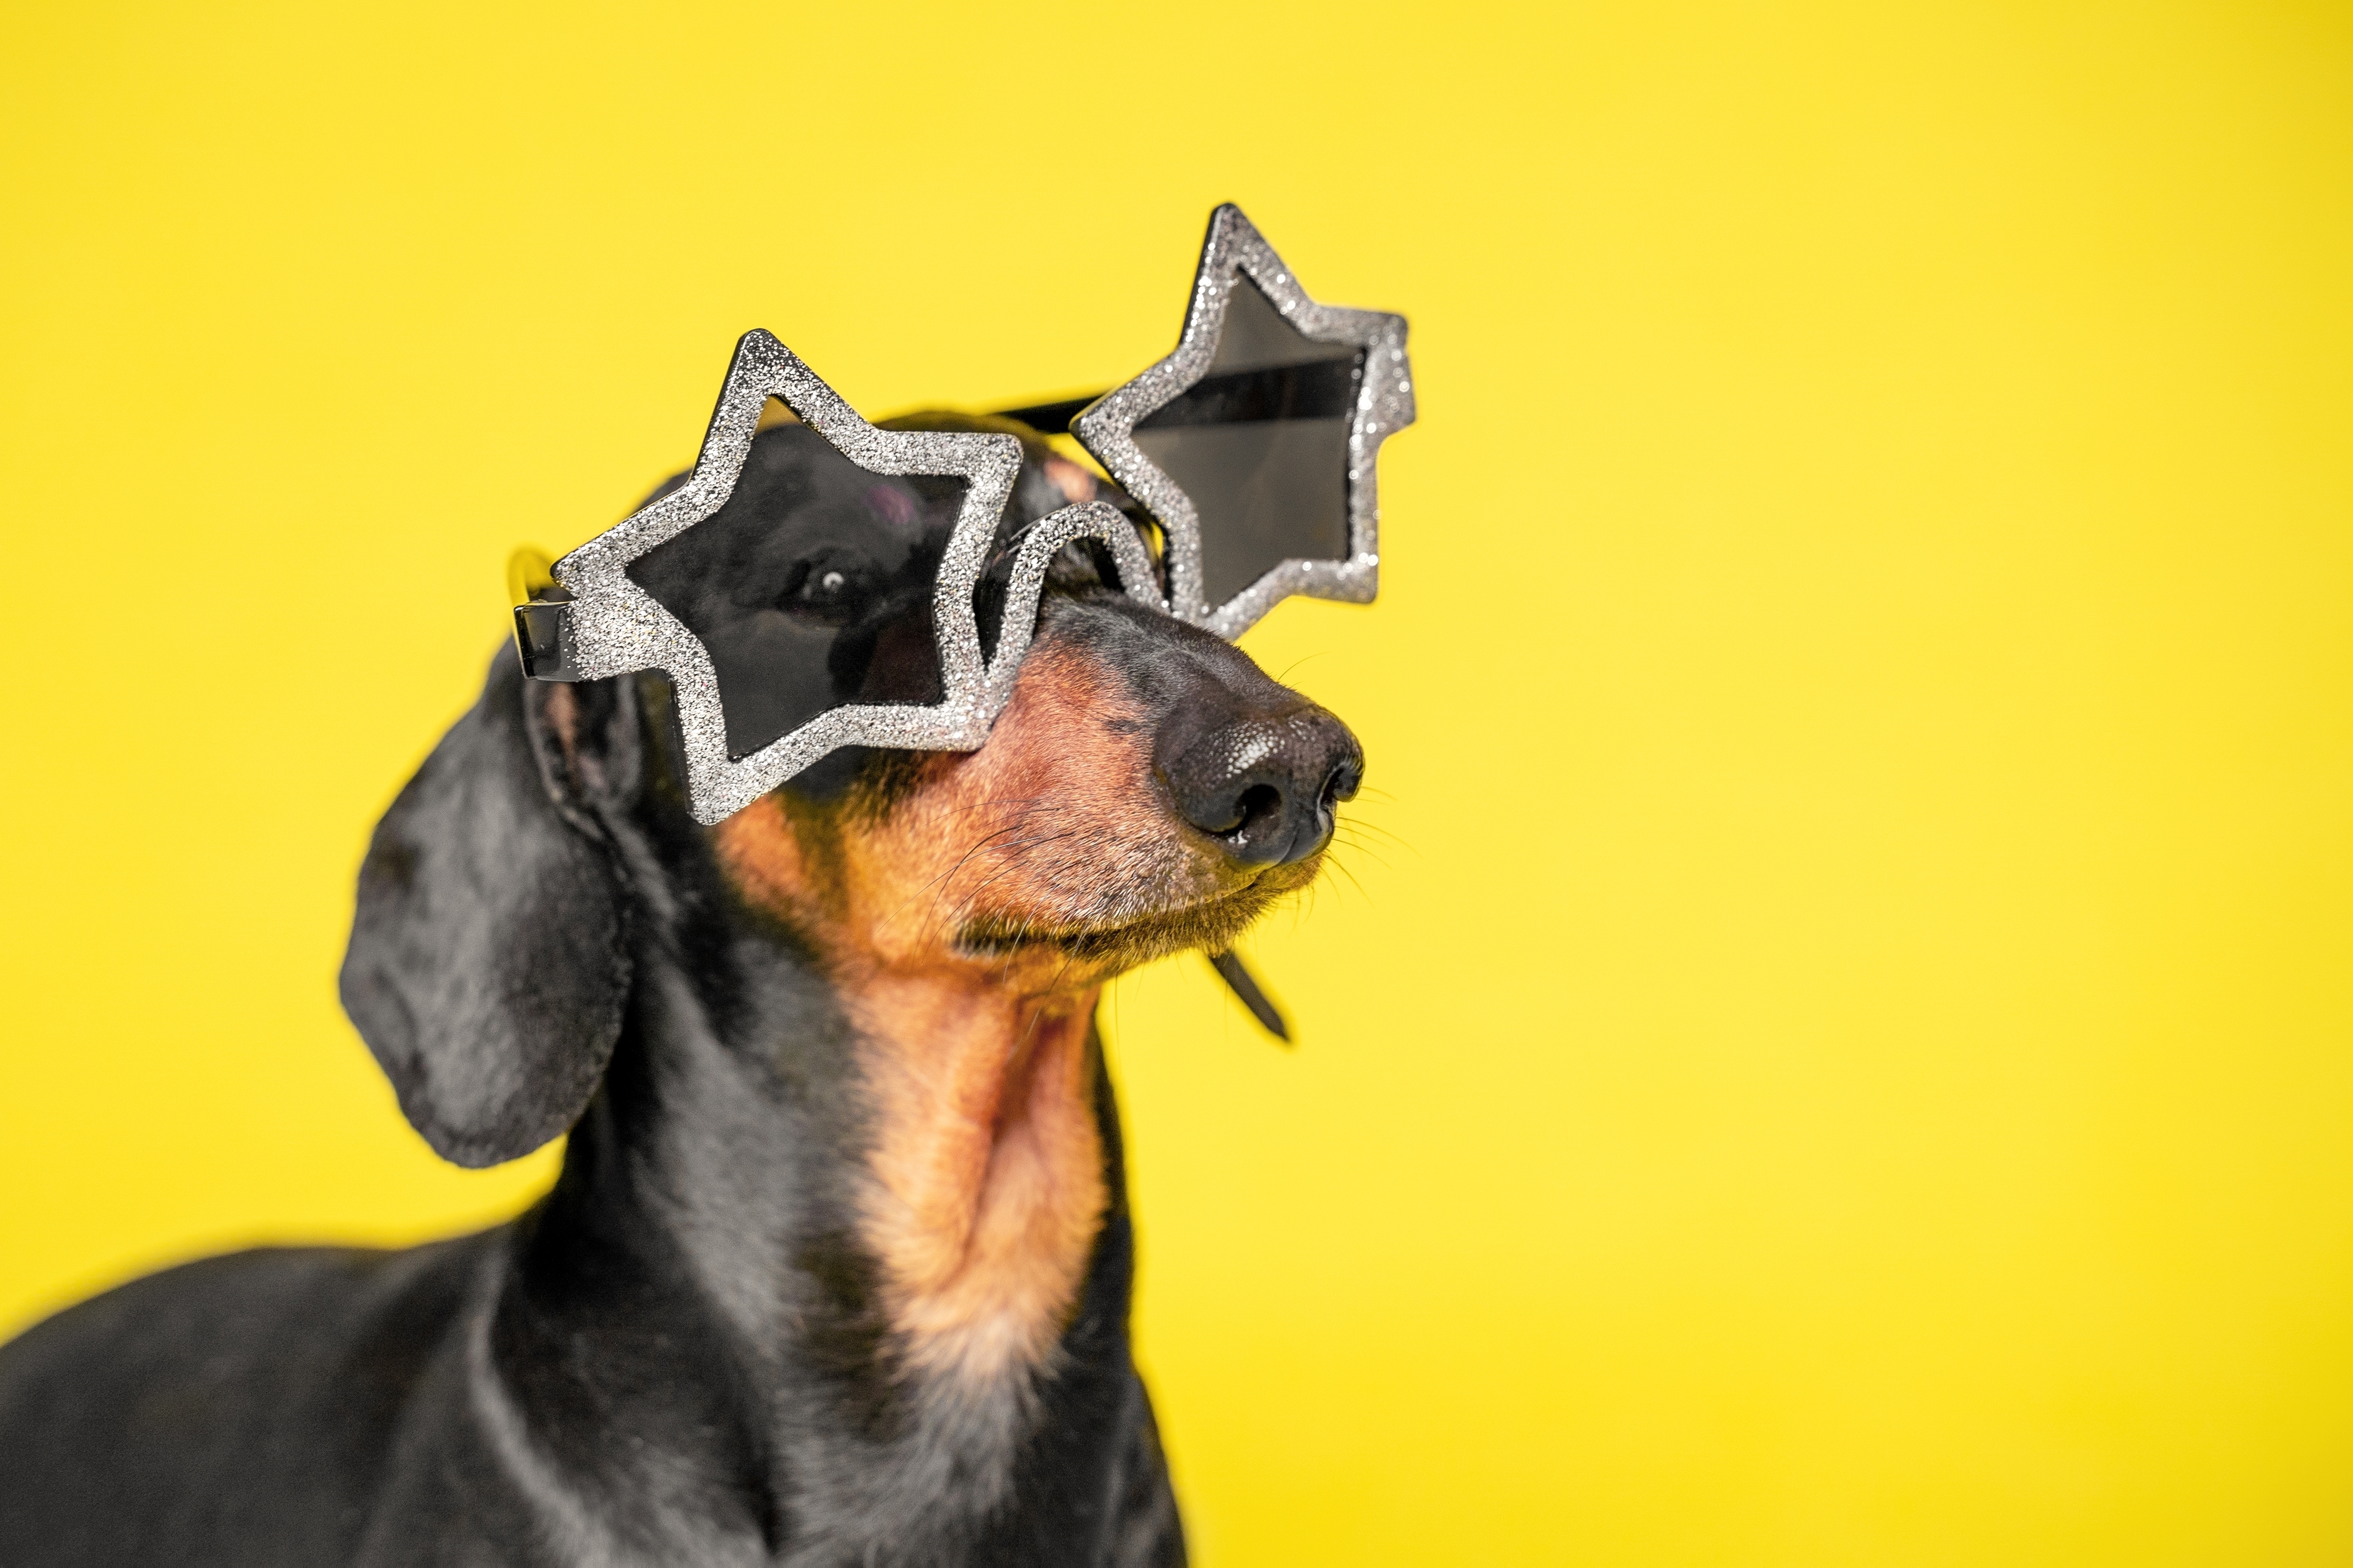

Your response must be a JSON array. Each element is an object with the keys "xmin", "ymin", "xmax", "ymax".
[{"xmin": 854, "ymin": 987, "xmax": 1108, "ymax": 1383}]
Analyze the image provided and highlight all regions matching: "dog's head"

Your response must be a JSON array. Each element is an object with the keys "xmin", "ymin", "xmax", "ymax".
[{"xmin": 339, "ymin": 415, "xmax": 1363, "ymax": 1172}]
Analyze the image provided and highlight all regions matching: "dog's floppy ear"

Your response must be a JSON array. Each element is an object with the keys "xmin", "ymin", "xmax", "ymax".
[{"xmin": 339, "ymin": 645, "xmax": 638, "ymax": 1169}]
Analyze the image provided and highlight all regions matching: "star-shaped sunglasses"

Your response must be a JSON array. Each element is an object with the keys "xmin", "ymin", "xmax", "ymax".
[{"xmin": 513, "ymin": 204, "xmax": 1414, "ymax": 828}]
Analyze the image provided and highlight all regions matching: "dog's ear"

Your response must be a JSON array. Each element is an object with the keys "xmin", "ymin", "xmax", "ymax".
[{"xmin": 339, "ymin": 645, "xmax": 639, "ymax": 1169}]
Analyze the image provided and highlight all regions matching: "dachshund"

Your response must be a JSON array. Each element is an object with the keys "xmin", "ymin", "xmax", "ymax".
[{"xmin": 0, "ymin": 412, "xmax": 1363, "ymax": 1567}]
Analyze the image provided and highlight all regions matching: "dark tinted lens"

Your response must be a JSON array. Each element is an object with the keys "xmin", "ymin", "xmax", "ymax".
[
  {"xmin": 628, "ymin": 419, "xmax": 953, "ymax": 760},
  {"xmin": 1135, "ymin": 278, "xmax": 1361, "ymax": 609}
]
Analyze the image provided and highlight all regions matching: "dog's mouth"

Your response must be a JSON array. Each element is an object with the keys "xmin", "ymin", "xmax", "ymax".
[{"xmin": 952, "ymin": 857, "xmax": 1317, "ymax": 969}]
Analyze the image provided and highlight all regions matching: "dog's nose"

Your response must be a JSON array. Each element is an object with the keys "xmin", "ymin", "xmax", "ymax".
[{"xmin": 1163, "ymin": 708, "xmax": 1363, "ymax": 866}]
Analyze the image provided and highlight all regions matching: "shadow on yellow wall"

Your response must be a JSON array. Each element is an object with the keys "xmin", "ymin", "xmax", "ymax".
[{"xmin": 4, "ymin": 3, "xmax": 2349, "ymax": 1562}]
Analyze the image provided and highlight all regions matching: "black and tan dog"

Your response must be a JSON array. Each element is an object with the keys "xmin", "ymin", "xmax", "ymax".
[{"xmin": 0, "ymin": 416, "xmax": 1362, "ymax": 1565}]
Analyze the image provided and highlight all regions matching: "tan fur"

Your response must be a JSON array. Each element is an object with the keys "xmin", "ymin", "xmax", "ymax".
[
  {"xmin": 542, "ymin": 682, "xmax": 581, "ymax": 759},
  {"xmin": 713, "ymin": 633, "xmax": 1319, "ymax": 1384},
  {"xmin": 1042, "ymin": 456, "xmax": 1096, "ymax": 506},
  {"xmin": 847, "ymin": 979, "xmax": 1104, "ymax": 1377}
]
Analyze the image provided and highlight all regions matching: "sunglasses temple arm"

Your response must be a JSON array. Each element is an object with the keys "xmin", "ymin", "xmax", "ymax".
[
  {"xmin": 983, "ymin": 392, "xmax": 1106, "ymax": 436},
  {"xmin": 1207, "ymin": 950, "xmax": 1292, "ymax": 1045}
]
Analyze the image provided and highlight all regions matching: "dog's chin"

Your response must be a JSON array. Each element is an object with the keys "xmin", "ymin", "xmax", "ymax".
[{"xmin": 954, "ymin": 855, "xmax": 1321, "ymax": 975}]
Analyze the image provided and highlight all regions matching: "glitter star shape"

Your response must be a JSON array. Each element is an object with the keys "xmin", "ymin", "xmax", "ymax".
[{"xmin": 1072, "ymin": 204, "xmax": 1415, "ymax": 639}]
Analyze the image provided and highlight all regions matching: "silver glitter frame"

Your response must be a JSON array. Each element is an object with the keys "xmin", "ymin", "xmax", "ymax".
[
  {"xmin": 534, "ymin": 330, "xmax": 1161, "ymax": 825},
  {"xmin": 1072, "ymin": 203, "xmax": 1416, "ymax": 640}
]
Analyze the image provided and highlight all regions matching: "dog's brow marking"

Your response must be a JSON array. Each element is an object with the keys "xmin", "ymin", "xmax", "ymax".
[{"xmin": 1043, "ymin": 456, "xmax": 1096, "ymax": 506}]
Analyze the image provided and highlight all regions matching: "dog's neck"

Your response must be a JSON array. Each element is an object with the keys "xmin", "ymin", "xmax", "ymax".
[{"xmin": 504, "ymin": 810, "xmax": 1126, "ymax": 1550}]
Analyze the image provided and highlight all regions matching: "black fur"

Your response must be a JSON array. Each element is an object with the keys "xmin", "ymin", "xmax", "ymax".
[{"xmin": 342, "ymin": 639, "xmax": 638, "ymax": 1169}]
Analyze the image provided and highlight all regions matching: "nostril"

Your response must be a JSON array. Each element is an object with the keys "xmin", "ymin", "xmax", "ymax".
[
  {"xmin": 1229, "ymin": 783, "xmax": 1284, "ymax": 838},
  {"xmin": 1321, "ymin": 756, "xmax": 1362, "ymax": 810}
]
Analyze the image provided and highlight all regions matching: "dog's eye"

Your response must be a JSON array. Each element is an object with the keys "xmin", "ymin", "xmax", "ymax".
[{"xmin": 780, "ymin": 556, "xmax": 879, "ymax": 622}]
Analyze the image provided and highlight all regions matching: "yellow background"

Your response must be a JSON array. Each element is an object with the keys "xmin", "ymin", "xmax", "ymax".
[{"xmin": 4, "ymin": 2, "xmax": 2349, "ymax": 1562}]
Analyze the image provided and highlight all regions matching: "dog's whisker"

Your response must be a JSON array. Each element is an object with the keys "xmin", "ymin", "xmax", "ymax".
[
  {"xmin": 896, "ymin": 835, "xmax": 1042, "ymax": 932},
  {"xmin": 917, "ymin": 818, "xmax": 1047, "ymax": 900},
  {"xmin": 1271, "ymin": 652, "xmax": 1328, "ymax": 683},
  {"xmin": 930, "ymin": 831, "xmax": 1098, "ymax": 928},
  {"xmin": 1321, "ymin": 851, "xmax": 1372, "ymax": 905},
  {"xmin": 1325, "ymin": 834, "xmax": 1394, "ymax": 873},
  {"xmin": 944, "ymin": 794, "xmax": 1073, "ymax": 818},
  {"xmin": 1331, "ymin": 813, "xmax": 1414, "ymax": 853},
  {"xmin": 902, "ymin": 810, "xmax": 1092, "ymax": 912}
]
